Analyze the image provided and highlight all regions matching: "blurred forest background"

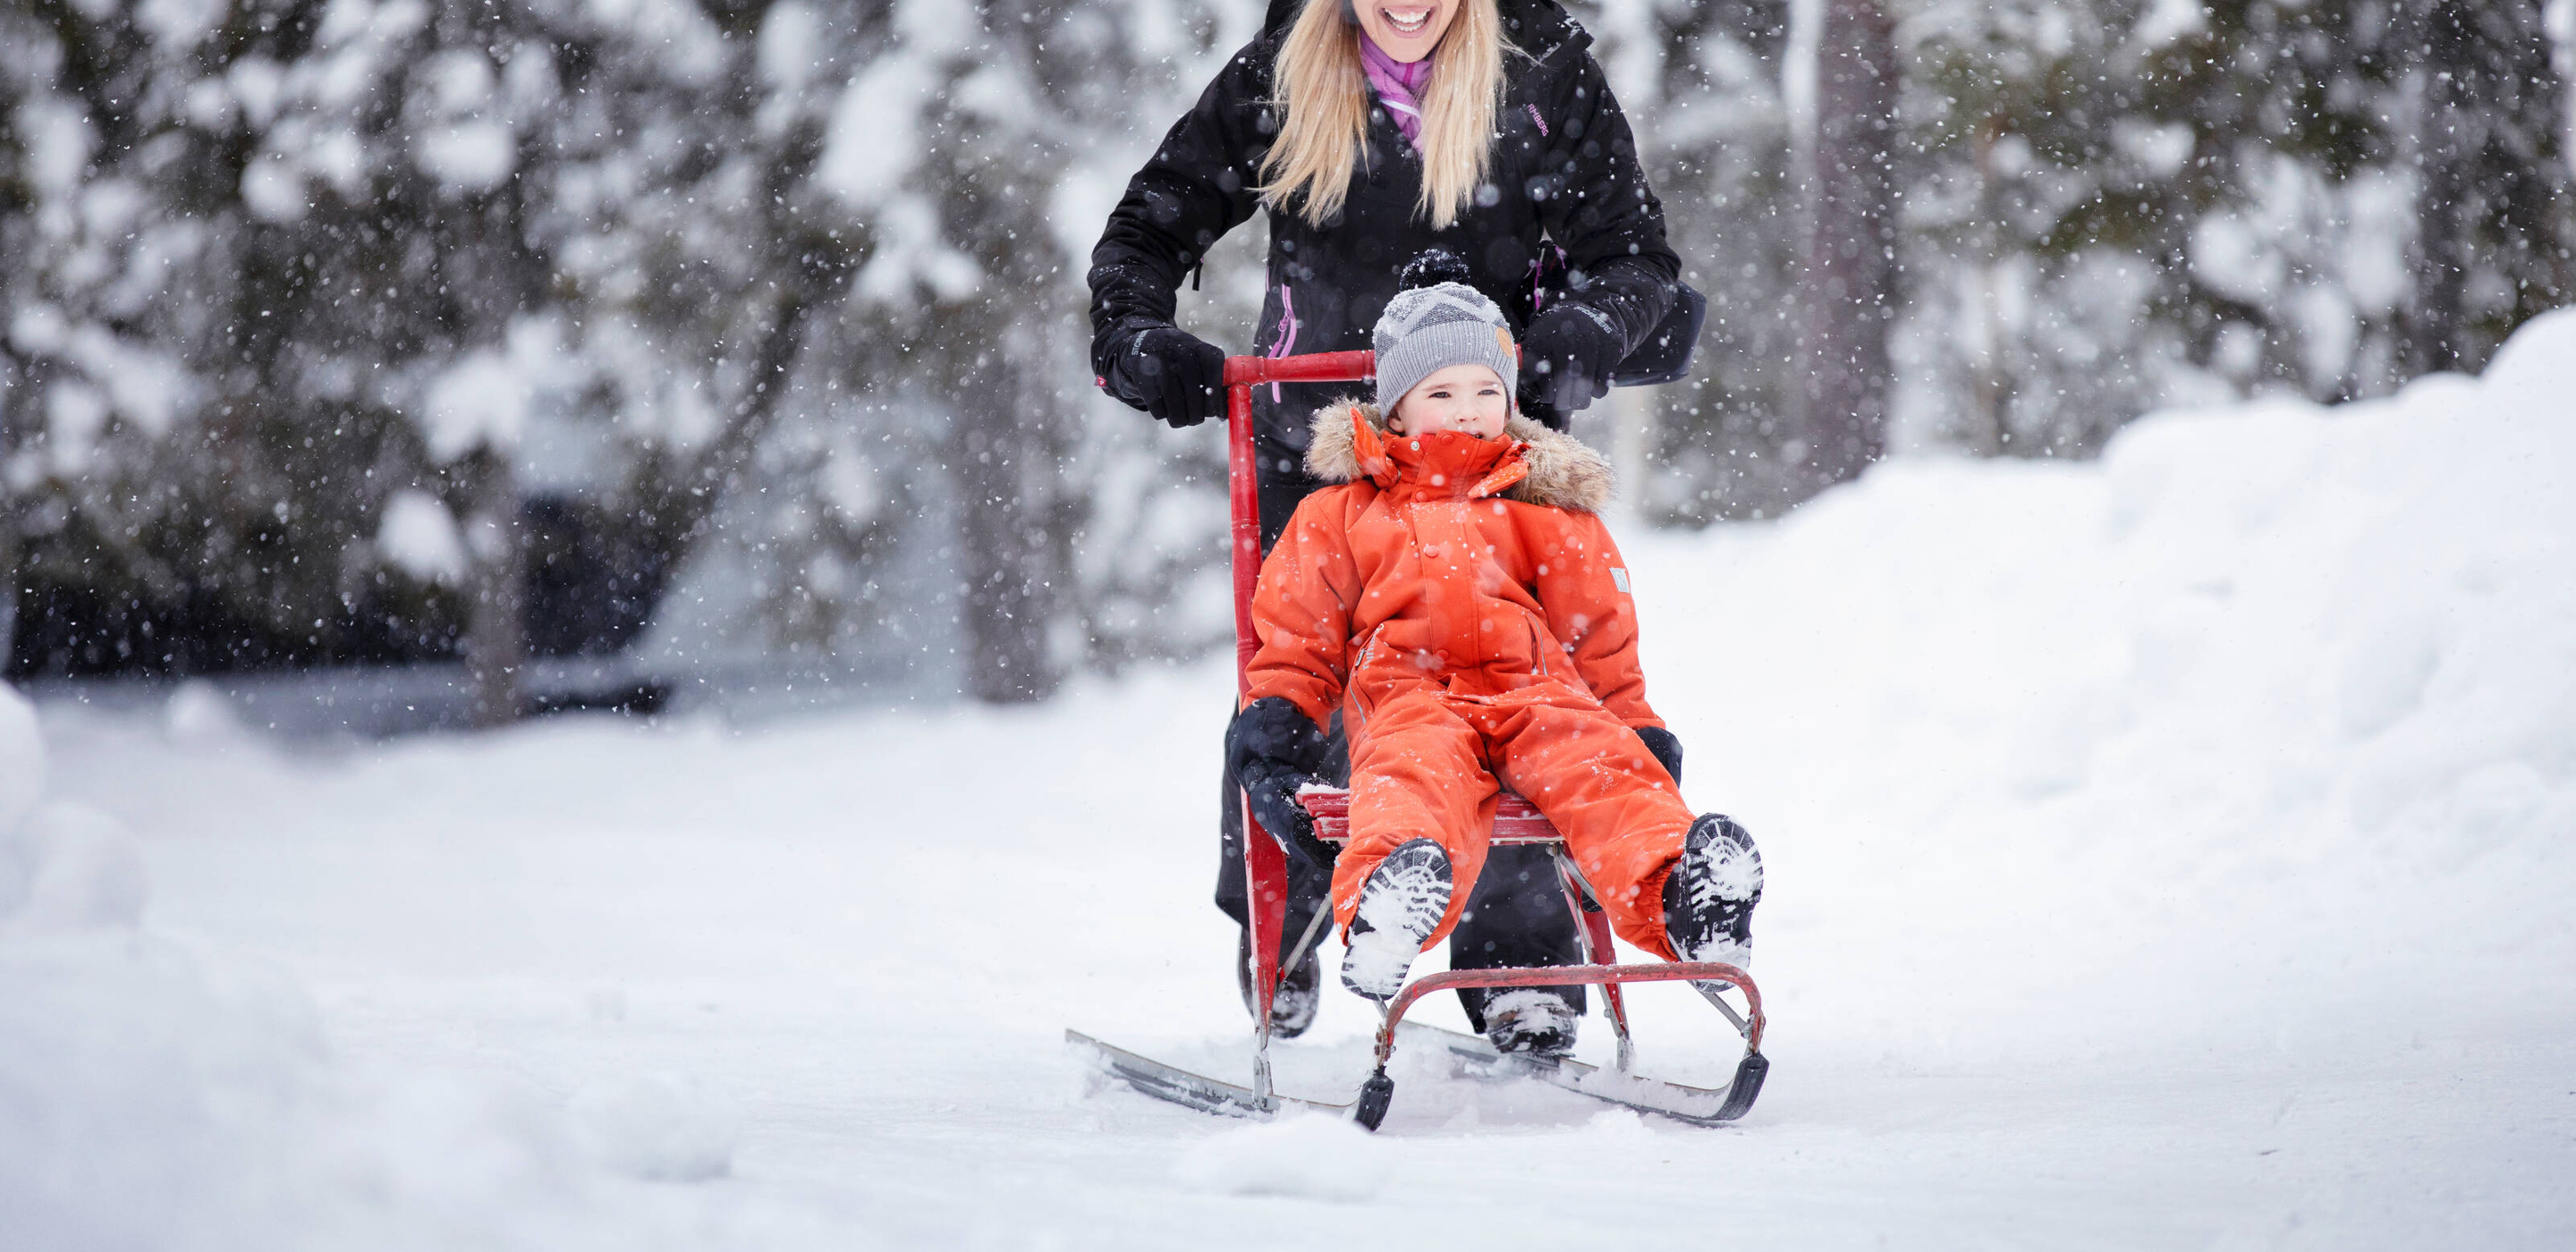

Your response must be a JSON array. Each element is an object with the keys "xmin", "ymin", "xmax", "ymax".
[{"xmin": 1, "ymin": 0, "xmax": 2568, "ymax": 720}]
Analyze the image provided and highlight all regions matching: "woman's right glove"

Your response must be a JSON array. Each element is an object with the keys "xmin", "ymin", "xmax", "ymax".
[
  {"xmin": 1119, "ymin": 326, "xmax": 1228, "ymax": 428},
  {"xmin": 1224, "ymin": 697, "xmax": 1338, "ymax": 872},
  {"xmin": 1519, "ymin": 302, "xmax": 1626, "ymax": 415}
]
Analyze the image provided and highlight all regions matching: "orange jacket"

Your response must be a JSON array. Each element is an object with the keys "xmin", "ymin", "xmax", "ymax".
[{"xmin": 1246, "ymin": 402, "xmax": 1662, "ymax": 736}]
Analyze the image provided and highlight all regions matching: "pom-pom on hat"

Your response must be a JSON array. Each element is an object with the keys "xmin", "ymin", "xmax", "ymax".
[{"xmin": 1373, "ymin": 250, "xmax": 1519, "ymax": 415}]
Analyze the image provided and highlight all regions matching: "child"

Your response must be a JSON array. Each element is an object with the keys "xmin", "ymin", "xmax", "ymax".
[{"xmin": 1225, "ymin": 266, "xmax": 1764, "ymax": 1027}]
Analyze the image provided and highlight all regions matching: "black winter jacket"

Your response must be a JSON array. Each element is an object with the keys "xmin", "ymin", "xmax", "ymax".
[{"xmin": 1088, "ymin": 0, "xmax": 1681, "ymax": 475}]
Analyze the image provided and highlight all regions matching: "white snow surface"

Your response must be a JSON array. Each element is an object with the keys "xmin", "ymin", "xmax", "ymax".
[
  {"xmin": 1170, "ymin": 1110, "xmax": 1392, "ymax": 1202},
  {"xmin": 13, "ymin": 310, "xmax": 2576, "ymax": 1248},
  {"xmin": 0, "ymin": 682, "xmax": 39, "ymax": 832}
]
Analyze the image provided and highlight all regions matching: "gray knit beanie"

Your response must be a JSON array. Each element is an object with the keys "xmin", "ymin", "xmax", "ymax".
[{"xmin": 1373, "ymin": 260, "xmax": 1518, "ymax": 416}]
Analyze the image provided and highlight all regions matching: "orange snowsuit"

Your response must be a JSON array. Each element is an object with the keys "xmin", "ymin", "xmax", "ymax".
[{"xmin": 1245, "ymin": 402, "xmax": 1695, "ymax": 960}]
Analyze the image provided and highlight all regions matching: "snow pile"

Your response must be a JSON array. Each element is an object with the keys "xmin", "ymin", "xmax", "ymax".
[
  {"xmin": 0, "ymin": 801, "xmax": 148, "ymax": 936},
  {"xmin": 4, "ymin": 681, "xmax": 324, "ymax": 1248},
  {"xmin": 164, "ymin": 679, "xmax": 250, "ymax": 749},
  {"xmin": 0, "ymin": 682, "xmax": 38, "ymax": 831},
  {"xmin": 1645, "ymin": 307, "xmax": 2576, "ymax": 1062},
  {"xmin": 3, "ymin": 685, "xmax": 142, "ymax": 937},
  {"xmin": 0, "ymin": 684, "xmax": 764, "ymax": 1252},
  {"xmin": 1169, "ymin": 1110, "xmax": 1394, "ymax": 1202},
  {"xmin": 0, "ymin": 930, "xmax": 326, "ymax": 1250}
]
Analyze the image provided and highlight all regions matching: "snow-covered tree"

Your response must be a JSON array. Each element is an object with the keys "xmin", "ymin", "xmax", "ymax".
[
  {"xmin": 5, "ymin": 0, "xmax": 2571, "ymax": 705},
  {"xmin": 1894, "ymin": 0, "xmax": 2569, "ymax": 460},
  {"xmin": 745, "ymin": 0, "xmax": 1258, "ymax": 699},
  {"xmin": 1573, "ymin": 0, "xmax": 1806, "ymax": 522}
]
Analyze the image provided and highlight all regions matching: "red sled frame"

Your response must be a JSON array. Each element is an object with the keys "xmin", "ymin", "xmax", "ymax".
[{"xmin": 1219, "ymin": 351, "xmax": 1767, "ymax": 1129}]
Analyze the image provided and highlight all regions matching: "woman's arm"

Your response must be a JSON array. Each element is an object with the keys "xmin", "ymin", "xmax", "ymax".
[
  {"xmin": 1530, "ymin": 51, "xmax": 1682, "ymax": 356},
  {"xmin": 1088, "ymin": 47, "xmax": 1272, "ymax": 412}
]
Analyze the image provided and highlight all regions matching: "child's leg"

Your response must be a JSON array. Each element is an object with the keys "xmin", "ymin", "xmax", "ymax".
[
  {"xmin": 1487, "ymin": 693, "xmax": 1696, "ymax": 959},
  {"xmin": 1334, "ymin": 691, "xmax": 1499, "ymax": 951}
]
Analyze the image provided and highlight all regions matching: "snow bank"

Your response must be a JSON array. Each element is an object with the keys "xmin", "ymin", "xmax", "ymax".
[
  {"xmin": 0, "ymin": 686, "xmax": 762, "ymax": 1252},
  {"xmin": 0, "ymin": 800, "xmax": 148, "ymax": 936},
  {"xmin": 1646, "ymin": 308, "xmax": 2576, "ymax": 1064},
  {"xmin": 164, "ymin": 679, "xmax": 250, "ymax": 749},
  {"xmin": 0, "ymin": 930, "xmax": 327, "ymax": 1251},
  {"xmin": 0, "ymin": 682, "xmax": 38, "ymax": 833}
]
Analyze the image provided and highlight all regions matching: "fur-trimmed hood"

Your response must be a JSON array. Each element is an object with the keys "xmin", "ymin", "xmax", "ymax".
[{"xmin": 1303, "ymin": 401, "xmax": 1614, "ymax": 512}]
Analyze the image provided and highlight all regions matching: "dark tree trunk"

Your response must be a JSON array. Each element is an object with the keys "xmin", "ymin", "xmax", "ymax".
[
  {"xmin": 2403, "ymin": 0, "xmax": 2574, "ymax": 376},
  {"xmin": 1797, "ymin": 0, "xmax": 1900, "ymax": 490},
  {"xmin": 638, "ymin": 291, "xmax": 817, "ymax": 563},
  {"xmin": 948, "ymin": 323, "xmax": 1063, "ymax": 705},
  {"xmin": 464, "ymin": 450, "xmax": 526, "ymax": 727}
]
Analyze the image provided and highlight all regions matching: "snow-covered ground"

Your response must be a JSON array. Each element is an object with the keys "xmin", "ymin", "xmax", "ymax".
[{"xmin": 8, "ymin": 313, "xmax": 2575, "ymax": 1249}]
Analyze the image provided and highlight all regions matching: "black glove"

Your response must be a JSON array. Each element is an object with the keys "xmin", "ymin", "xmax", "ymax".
[
  {"xmin": 1519, "ymin": 302, "xmax": 1625, "ymax": 415},
  {"xmin": 1224, "ymin": 697, "xmax": 1338, "ymax": 872},
  {"xmin": 1635, "ymin": 725, "xmax": 1683, "ymax": 786},
  {"xmin": 1121, "ymin": 326, "xmax": 1227, "ymax": 428}
]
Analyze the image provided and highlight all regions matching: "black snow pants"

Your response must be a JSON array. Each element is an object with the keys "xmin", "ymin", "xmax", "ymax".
[{"xmin": 1213, "ymin": 473, "xmax": 1588, "ymax": 1032}]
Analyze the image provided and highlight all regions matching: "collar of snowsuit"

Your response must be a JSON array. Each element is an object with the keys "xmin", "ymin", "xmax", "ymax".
[{"xmin": 1303, "ymin": 401, "xmax": 1612, "ymax": 512}]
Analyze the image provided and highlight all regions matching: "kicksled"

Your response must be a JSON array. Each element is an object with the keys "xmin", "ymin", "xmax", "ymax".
[{"xmin": 1068, "ymin": 350, "xmax": 1767, "ymax": 1130}]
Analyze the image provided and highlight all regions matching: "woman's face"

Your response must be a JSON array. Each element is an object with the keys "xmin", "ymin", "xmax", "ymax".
[
  {"xmin": 1386, "ymin": 364, "xmax": 1510, "ymax": 440},
  {"xmin": 1352, "ymin": 0, "xmax": 1461, "ymax": 63}
]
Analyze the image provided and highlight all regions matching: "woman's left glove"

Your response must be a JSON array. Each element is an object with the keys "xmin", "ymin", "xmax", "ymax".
[
  {"xmin": 1520, "ymin": 303, "xmax": 1626, "ymax": 415},
  {"xmin": 1122, "ymin": 326, "xmax": 1229, "ymax": 428},
  {"xmin": 1224, "ymin": 698, "xmax": 1338, "ymax": 872}
]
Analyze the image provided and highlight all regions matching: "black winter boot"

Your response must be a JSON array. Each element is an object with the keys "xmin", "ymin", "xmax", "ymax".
[
  {"xmin": 1340, "ymin": 840, "xmax": 1453, "ymax": 1002},
  {"xmin": 1662, "ymin": 814, "xmax": 1763, "ymax": 970},
  {"xmin": 1480, "ymin": 989, "xmax": 1580, "ymax": 1058},
  {"xmin": 1235, "ymin": 926, "xmax": 1321, "ymax": 1037}
]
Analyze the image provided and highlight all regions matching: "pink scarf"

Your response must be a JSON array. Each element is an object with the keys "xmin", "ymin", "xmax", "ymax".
[{"xmin": 1360, "ymin": 34, "xmax": 1433, "ymax": 148}]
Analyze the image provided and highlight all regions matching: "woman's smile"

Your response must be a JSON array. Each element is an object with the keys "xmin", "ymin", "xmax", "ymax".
[{"xmin": 1359, "ymin": 0, "xmax": 1458, "ymax": 63}]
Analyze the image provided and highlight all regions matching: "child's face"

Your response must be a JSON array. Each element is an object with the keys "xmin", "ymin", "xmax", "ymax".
[{"xmin": 1385, "ymin": 364, "xmax": 1510, "ymax": 440}]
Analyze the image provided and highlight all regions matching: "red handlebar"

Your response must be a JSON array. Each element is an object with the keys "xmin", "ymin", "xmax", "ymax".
[
  {"xmin": 1222, "ymin": 351, "xmax": 1378, "ymax": 695},
  {"xmin": 1222, "ymin": 351, "xmax": 1376, "ymax": 390},
  {"xmin": 1224, "ymin": 351, "xmax": 1376, "ymax": 1044}
]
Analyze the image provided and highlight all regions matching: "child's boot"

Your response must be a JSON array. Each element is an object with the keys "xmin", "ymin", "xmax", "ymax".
[
  {"xmin": 1662, "ymin": 814, "xmax": 1763, "ymax": 970},
  {"xmin": 1481, "ymin": 989, "xmax": 1580, "ymax": 1058},
  {"xmin": 1340, "ymin": 840, "xmax": 1453, "ymax": 1002}
]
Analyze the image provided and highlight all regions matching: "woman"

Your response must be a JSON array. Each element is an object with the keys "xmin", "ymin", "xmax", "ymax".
[{"xmin": 1087, "ymin": 0, "xmax": 1685, "ymax": 1055}]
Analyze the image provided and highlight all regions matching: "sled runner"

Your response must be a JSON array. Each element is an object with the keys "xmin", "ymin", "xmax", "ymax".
[{"xmin": 1069, "ymin": 350, "xmax": 1767, "ymax": 1130}]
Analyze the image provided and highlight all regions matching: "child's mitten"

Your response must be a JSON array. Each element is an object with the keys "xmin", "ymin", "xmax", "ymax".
[
  {"xmin": 1635, "ymin": 725, "xmax": 1683, "ymax": 785},
  {"xmin": 1224, "ymin": 698, "xmax": 1338, "ymax": 871}
]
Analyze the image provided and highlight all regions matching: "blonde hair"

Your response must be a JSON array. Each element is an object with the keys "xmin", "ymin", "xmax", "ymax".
[{"xmin": 1259, "ymin": 0, "xmax": 1505, "ymax": 231}]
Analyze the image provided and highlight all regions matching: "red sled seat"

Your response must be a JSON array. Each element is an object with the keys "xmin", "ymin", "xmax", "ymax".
[{"xmin": 1292, "ymin": 785, "xmax": 1565, "ymax": 844}]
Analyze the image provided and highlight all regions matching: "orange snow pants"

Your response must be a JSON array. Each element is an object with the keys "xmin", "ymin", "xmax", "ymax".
[{"xmin": 1330, "ymin": 682, "xmax": 1695, "ymax": 961}]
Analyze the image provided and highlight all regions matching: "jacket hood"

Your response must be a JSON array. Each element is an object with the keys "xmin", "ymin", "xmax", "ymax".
[{"xmin": 1303, "ymin": 399, "xmax": 1613, "ymax": 512}]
